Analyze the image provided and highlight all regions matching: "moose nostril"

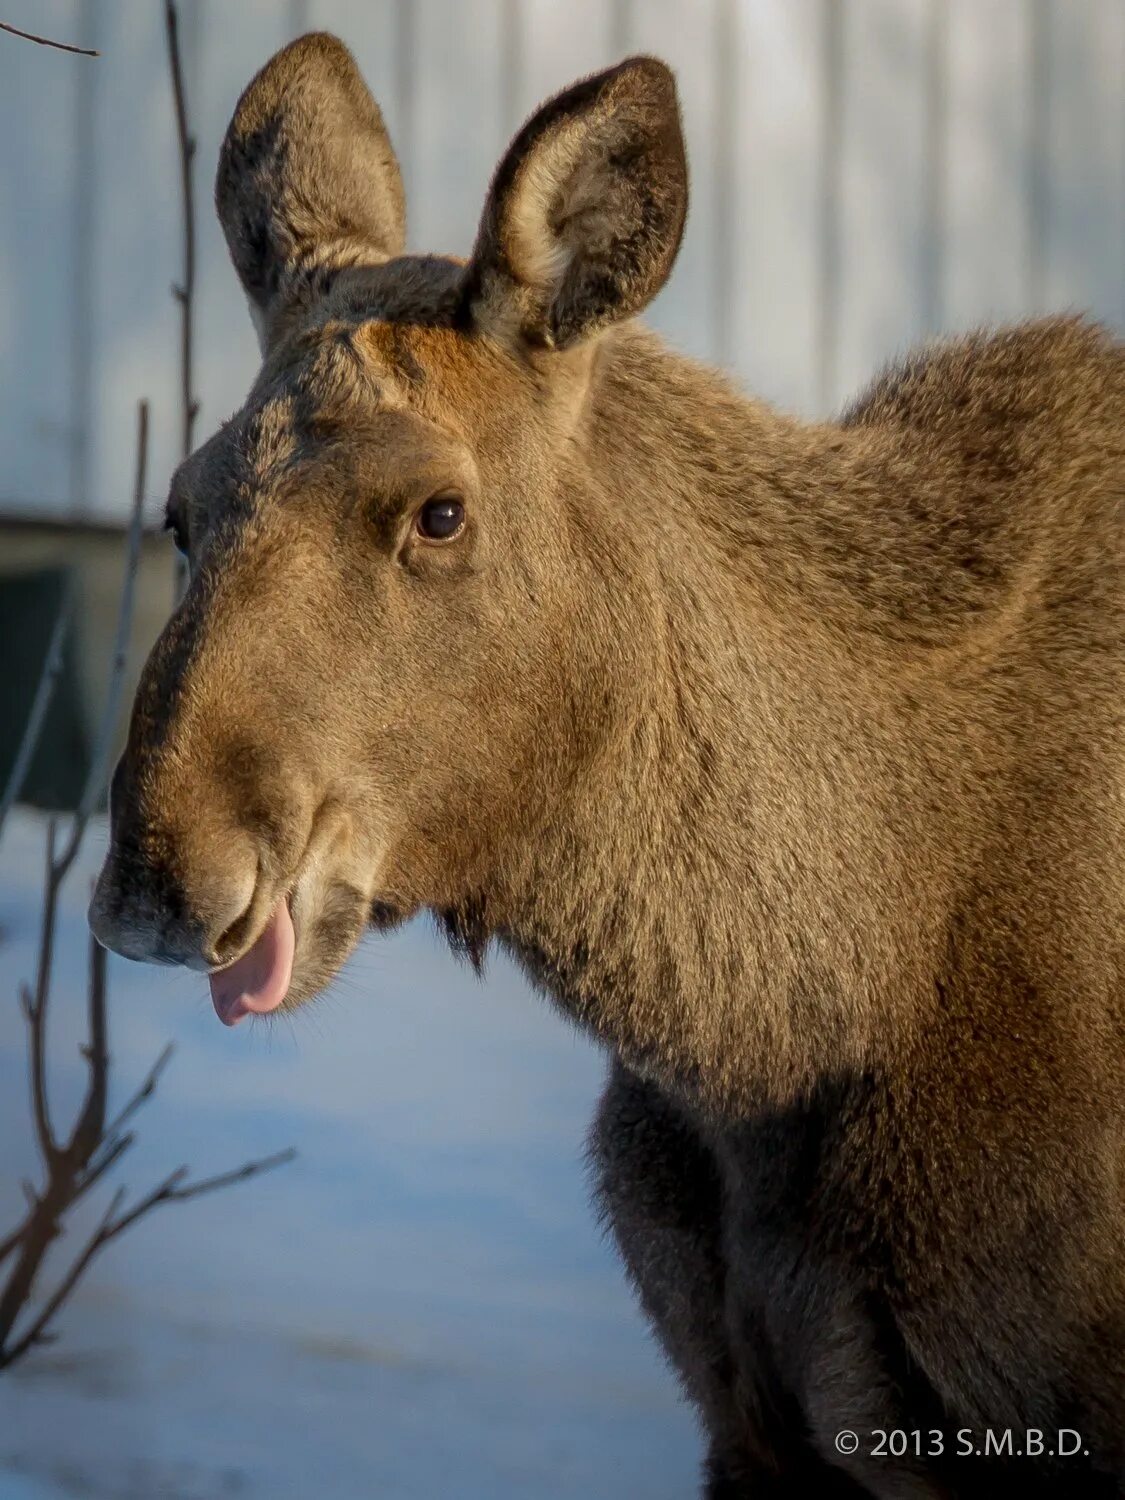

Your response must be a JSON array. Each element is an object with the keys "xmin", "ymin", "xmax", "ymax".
[
  {"xmin": 211, "ymin": 903, "xmax": 256, "ymax": 967},
  {"xmin": 208, "ymin": 866, "xmax": 271, "ymax": 969}
]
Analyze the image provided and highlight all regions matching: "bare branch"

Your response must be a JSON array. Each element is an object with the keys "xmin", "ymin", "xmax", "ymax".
[
  {"xmin": 66, "ymin": 935, "xmax": 109, "ymax": 1163},
  {"xmin": 0, "ymin": 1149, "xmax": 294, "ymax": 1368},
  {"xmin": 0, "ymin": 598, "xmax": 72, "ymax": 840},
  {"xmin": 0, "ymin": 1189, "xmax": 124, "ymax": 1369},
  {"xmin": 73, "ymin": 1132, "xmax": 134, "ymax": 1199},
  {"xmin": 165, "ymin": 0, "xmax": 198, "ymax": 604},
  {"xmin": 53, "ymin": 400, "xmax": 148, "ymax": 880},
  {"xmin": 158, "ymin": 1148, "xmax": 298, "ymax": 1207},
  {"xmin": 28, "ymin": 822, "xmax": 61, "ymax": 1169},
  {"xmin": 0, "ymin": 26, "xmax": 299, "ymax": 1372},
  {"xmin": 164, "ymin": 0, "xmax": 198, "ymax": 463},
  {"xmin": 100, "ymin": 1166, "xmax": 190, "ymax": 1240},
  {"xmin": 102, "ymin": 1148, "xmax": 297, "ymax": 1242},
  {"xmin": 0, "ymin": 1222, "xmax": 28, "ymax": 1269},
  {"xmin": 103, "ymin": 1043, "xmax": 175, "ymax": 1141},
  {"xmin": 16, "ymin": 400, "xmax": 147, "ymax": 1192},
  {"xmin": 0, "ymin": 20, "xmax": 99, "ymax": 56}
]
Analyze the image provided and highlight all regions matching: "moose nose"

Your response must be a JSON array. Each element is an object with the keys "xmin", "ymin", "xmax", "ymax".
[{"xmin": 88, "ymin": 836, "xmax": 261, "ymax": 973}]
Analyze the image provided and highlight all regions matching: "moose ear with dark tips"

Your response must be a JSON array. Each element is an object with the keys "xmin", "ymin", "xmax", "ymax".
[
  {"xmin": 216, "ymin": 32, "xmax": 405, "ymax": 353},
  {"xmin": 462, "ymin": 57, "xmax": 688, "ymax": 351}
]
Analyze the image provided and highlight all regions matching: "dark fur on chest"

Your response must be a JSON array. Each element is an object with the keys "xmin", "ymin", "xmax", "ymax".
[{"xmin": 592, "ymin": 1062, "xmax": 1125, "ymax": 1497}]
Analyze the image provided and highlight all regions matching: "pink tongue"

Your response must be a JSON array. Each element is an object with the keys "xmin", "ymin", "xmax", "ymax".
[{"xmin": 209, "ymin": 900, "xmax": 295, "ymax": 1027}]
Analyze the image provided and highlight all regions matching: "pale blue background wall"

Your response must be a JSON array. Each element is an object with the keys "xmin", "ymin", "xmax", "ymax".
[{"xmin": 1, "ymin": 0, "xmax": 1122, "ymax": 522}]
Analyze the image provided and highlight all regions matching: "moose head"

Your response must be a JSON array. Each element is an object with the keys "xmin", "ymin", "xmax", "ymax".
[{"xmin": 90, "ymin": 35, "xmax": 689, "ymax": 1026}]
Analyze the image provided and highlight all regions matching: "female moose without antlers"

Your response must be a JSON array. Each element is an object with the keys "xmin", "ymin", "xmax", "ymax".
[{"xmin": 90, "ymin": 33, "xmax": 1125, "ymax": 1498}]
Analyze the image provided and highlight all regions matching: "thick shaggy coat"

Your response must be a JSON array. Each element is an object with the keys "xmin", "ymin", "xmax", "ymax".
[{"xmin": 91, "ymin": 35, "xmax": 1125, "ymax": 1497}]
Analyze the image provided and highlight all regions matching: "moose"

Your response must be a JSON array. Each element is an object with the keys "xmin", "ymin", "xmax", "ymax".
[{"xmin": 90, "ymin": 34, "xmax": 1124, "ymax": 1497}]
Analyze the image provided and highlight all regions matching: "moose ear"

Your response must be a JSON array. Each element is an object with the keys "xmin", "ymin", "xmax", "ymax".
[
  {"xmin": 463, "ymin": 57, "xmax": 688, "ymax": 350},
  {"xmin": 216, "ymin": 33, "xmax": 405, "ymax": 352}
]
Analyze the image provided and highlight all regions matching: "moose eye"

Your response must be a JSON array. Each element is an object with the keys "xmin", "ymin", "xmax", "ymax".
[
  {"xmin": 415, "ymin": 495, "xmax": 466, "ymax": 542},
  {"xmin": 163, "ymin": 502, "xmax": 189, "ymax": 557}
]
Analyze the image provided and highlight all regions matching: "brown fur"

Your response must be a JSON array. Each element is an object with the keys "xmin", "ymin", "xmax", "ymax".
[{"xmin": 91, "ymin": 35, "xmax": 1125, "ymax": 1497}]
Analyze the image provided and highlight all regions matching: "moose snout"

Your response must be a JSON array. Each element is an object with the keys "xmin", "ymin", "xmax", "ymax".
[
  {"xmin": 87, "ymin": 559, "xmax": 329, "ymax": 975},
  {"xmin": 89, "ymin": 821, "xmax": 262, "ymax": 973},
  {"xmin": 88, "ymin": 737, "xmax": 298, "ymax": 973}
]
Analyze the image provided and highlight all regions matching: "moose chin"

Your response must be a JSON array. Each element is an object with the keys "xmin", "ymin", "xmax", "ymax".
[{"xmin": 90, "ymin": 31, "xmax": 1125, "ymax": 1499}]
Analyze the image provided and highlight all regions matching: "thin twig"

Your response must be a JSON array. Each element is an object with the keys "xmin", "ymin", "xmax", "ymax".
[
  {"xmin": 158, "ymin": 1148, "xmax": 297, "ymax": 1206},
  {"xmin": 0, "ymin": 20, "xmax": 99, "ymax": 56},
  {"xmin": 0, "ymin": 598, "xmax": 72, "ymax": 841},
  {"xmin": 103, "ymin": 1043, "xmax": 175, "ymax": 1141},
  {"xmin": 0, "ymin": 1189, "xmax": 124, "ymax": 1369},
  {"xmin": 0, "ymin": 403, "xmax": 154, "ymax": 1360},
  {"xmin": 0, "ymin": 41, "xmax": 298, "ymax": 1374},
  {"xmin": 0, "ymin": 1149, "xmax": 295, "ymax": 1368},
  {"xmin": 102, "ymin": 1149, "xmax": 299, "ymax": 1243},
  {"xmin": 72, "ymin": 1133, "xmax": 134, "ymax": 1199},
  {"xmin": 66, "ymin": 935, "xmax": 109, "ymax": 1164},
  {"xmin": 165, "ymin": 0, "xmax": 198, "ymax": 604},
  {"xmin": 165, "ymin": 0, "xmax": 198, "ymax": 461},
  {"xmin": 53, "ymin": 400, "xmax": 148, "ymax": 880},
  {"xmin": 27, "ymin": 823, "xmax": 62, "ymax": 1168}
]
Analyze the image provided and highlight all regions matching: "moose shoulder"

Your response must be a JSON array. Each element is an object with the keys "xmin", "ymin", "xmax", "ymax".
[{"xmin": 90, "ymin": 34, "xmax": 1125, "ymax": 1498}]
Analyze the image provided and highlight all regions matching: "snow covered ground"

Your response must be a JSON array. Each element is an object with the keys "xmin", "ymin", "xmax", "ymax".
[{"xmin": 0, "ymin": 811, "xmax": 698, "ymax": 1499}]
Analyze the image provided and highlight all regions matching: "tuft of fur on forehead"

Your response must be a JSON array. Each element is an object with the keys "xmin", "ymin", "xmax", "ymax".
[
  {"xmin": 234, "ymin": 257, "xmax": 464, "ymax": 430},
  {"xmin": 251, "ymin": 254, "xmax": 470, "ymax": 402},
  {"xmin": 241, "ymin": 252, "xmax": 548, "ymax": 449},
  {"xmin": 297, "ymin": 254, "xmax": 469, "ymax": 334}
]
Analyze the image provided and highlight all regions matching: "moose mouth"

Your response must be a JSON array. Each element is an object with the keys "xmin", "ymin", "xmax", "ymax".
[
  {"xmin": 91, "ymin": 788, "xmax": 406, "ymax": 1027},
  {"xmin": 208, "ymin": 898, "xmax": 295, "ymax": 1027},
  {"xmin": 204, "ymin": 866, "xmax": 411, "ymax": 1029}
]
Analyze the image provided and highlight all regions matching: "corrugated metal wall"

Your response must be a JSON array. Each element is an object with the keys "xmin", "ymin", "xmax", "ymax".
[{"xmin": 0, "ymin": 0, "xmax": 1122, "ymax": 522}]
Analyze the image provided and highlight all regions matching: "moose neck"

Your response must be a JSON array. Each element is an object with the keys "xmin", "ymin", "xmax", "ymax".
[{"xmin": 488, "ymin": 326, "xmax": 950, "ymax": 1118}]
